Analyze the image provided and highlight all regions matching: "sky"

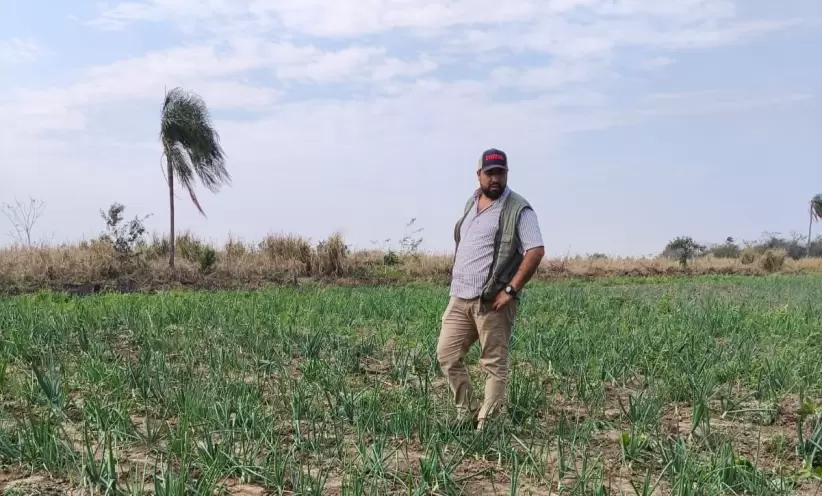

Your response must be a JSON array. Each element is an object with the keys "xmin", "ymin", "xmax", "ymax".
[{"xmin": 1, "ymin": 0, "xmax": 821, "ymax": 257}]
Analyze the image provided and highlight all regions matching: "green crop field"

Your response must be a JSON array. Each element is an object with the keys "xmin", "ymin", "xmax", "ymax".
[{"xmin": 1, "ymin": 276, "xmax": 822, "ymax": 495}]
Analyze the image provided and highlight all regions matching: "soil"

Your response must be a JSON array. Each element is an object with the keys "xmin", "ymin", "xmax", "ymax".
[{"xmin": 4, "ymin": 386, "xmax": 821, "ymax": 495}]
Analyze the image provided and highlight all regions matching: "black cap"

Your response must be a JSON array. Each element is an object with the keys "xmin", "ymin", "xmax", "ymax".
[{"xmin": 479, "ymin": 148, "xmax": 508, "ymax": 172}]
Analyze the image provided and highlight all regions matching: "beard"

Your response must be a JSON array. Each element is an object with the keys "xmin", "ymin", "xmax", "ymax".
[{"xmin": 482, "ymin": 183, "xmax": 504, "ymax": 200}]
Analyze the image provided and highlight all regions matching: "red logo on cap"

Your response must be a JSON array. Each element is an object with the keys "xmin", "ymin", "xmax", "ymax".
[{"xmin": 485, "ymin": 153, "xmax": 505, "ymax": 161}]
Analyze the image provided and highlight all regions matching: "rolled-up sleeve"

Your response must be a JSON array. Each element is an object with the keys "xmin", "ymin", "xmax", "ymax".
[{"xmin": 517, "ymin": 208, "xmax": 544, "ymax": 252}]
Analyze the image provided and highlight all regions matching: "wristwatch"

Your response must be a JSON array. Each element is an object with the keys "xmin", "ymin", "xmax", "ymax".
[{"xmin": 505, "ymin": 285, "xmax": 518, "ymax": 297}]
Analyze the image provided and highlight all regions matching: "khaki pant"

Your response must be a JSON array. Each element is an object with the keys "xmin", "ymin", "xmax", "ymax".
[{"xmin": 436, "ymin": 296, "xmax": 518, "ymax": 423}]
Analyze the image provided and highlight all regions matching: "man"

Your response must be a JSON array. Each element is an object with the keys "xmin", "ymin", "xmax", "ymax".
[{"xmin": 437, "ymin": 147, "xmax": 545, "ymax": 430}]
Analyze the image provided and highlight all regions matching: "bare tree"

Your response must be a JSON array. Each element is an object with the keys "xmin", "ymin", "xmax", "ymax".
[{"xmin": 0, "ymin": 197, "xmax": 46, "ymax": 246}]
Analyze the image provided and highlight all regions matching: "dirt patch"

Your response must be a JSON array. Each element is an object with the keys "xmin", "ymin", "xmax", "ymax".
[
  {"xmin": 0, "ymin": 472, "xmax": 77, "ymax": 496},
  {"xmin": 224, "ymin": 481, "xmax": 268, "ymax": 495}
]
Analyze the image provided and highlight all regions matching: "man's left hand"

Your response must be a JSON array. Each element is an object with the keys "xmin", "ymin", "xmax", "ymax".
[{"xmin": 491, "ymin": 290, "xmax": 513, "ymax": 311}]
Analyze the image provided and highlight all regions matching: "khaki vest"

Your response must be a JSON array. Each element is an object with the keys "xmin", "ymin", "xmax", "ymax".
[{"xmin": 454, "ymin": 189, "xmax": 532, "ymax": 301}]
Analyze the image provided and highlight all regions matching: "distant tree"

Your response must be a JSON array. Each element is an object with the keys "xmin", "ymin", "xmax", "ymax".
[
  {"xmin": 752, "ymin": 231, "xmax": 806, "ymax": 260},
  {"xmin": 664, "ymin": 236, "xmax": 706, "ymax": 267},
  {"xmin": 0, "ymin": 197, "xmax": 45, "ymax": 246},
  {"xmin": 709, "ymin": 236, "xmax": 741, "ymax": 259},
  {"xmin": 809, "ymin": 194, "xmax": 822, "ymax": 251},
  {"xmin": 160, "ymin": 87, "xmax": 230, "ymax": 268},
  {"xmin": 99, "ymin": 202, "xmax": 151, "ymax": 258}
]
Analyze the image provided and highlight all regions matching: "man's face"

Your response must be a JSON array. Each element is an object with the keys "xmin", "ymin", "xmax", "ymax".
[{"xmin": 478, "ymin": 167, "xmax": 507, "ymax": 200}]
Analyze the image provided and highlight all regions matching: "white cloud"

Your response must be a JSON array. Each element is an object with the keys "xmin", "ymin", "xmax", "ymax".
[
  {"xmin": 89, "ymin": 0, "xmax": 246, "ymax": 30},
  {"xmin": 4, "ymin": 0, "xmax": 807, "ymax": 151},
  {"xmin": 93, "ymin": 0, "xmax": 542, "ymax": 36},
  {"xmin": 371, "ymin": 56, "xmax": 439, "ymax": 82},
  {"xmin": 1, "ymin": 38, "xmax": 438, "ymax": 132},
  {"xmin": 8, "ymin": 1, "xmax": 808, "ymax": 143},
  {"xmin": 640, "ymin": 90, "xmax": 815, "ymax": 117},
  {"xmin": 275, "ymin": 47, "xmax": 385, "ymax": 83},
  {"xmin": 444, "ymin": 16, "xmax": 801, "ymax": 61},
  {"xmin": 591, "ymin": 0, "xmax": 737, "ymax": 20},
  {"xmin": 89, "ymin": 0, "xmax": 799, "ymax": 53},
  {"xmin": 187, "ymin": 82, "xmax": 282, "ymax": 109},
  {"xmin": 641, "ymin": 56, "xmax": 675, "ymax": 69},
  {"xmin": 0, "ymin": 38, "xmax": 43, "ymax": 65},
  {"xmin": 625, "ymin": 19, "xmax": 802, "ymax": 49},
  {"xmin": 490, "ymin": 61, "xmax": 607, "ymax": 91}
]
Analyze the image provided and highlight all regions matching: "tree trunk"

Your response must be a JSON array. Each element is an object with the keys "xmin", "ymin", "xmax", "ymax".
[
  {"xmin": 809, "ymin": 205, "xmax": 814, "ymax": 254},
  {"xmin": 168, "ymin": 157, "xmax": 176, "ymax": 268}
]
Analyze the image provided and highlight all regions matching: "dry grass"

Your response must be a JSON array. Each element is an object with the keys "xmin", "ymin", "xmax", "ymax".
[{"xmin": 2, "ymin": 232, "xmax": 822, "ymax": 295}]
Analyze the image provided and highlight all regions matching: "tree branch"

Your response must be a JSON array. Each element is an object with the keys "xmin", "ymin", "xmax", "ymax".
[{"xmin": 0, "ymin": 197, "xmax": 46, "ymax": 246}]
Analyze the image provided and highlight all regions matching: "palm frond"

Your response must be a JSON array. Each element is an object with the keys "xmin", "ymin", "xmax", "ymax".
[
  {"xmin": 167, "ymin": 142, "xmax": 206, "ymax": 216},
  {"xmin": 160, "ymin": 87, "xmax": 230, "ymax": 215},
  {"xmin": 812, "ymin": 194, "xmax": 822, "ymax": 222}
]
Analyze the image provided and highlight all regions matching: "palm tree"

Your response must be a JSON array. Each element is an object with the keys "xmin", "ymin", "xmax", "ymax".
[
  {"xmin": 160, "ymin": 87, "xmax": 230, "ymax": 268},
  {"xmin": 809, "ymin": 194, "xmax": 822, "ymax": 253}
]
